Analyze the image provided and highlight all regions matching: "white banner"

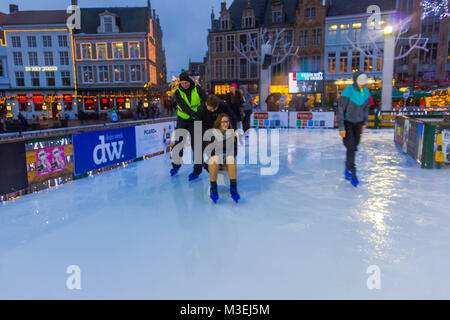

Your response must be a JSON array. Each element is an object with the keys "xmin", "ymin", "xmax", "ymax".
[
  {"xmin": 442, "ymin": 129, "xmax": 450, "ymax": 164},
  {"xmin": 250, "ymin": 112, "xmax": 289, "ymax": 128},
  {"xmin": 135, "ymin": 121, "xmax": 175, "ymax": 158},
  {"xmin": 288, "ymin": 112, "xmax": 335, "ymax": 128}
]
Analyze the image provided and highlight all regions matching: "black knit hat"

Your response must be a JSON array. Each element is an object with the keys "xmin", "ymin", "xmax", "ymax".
[{"xmin": 179, "ymin": 71, "xmax": 191, "ymax": 82}]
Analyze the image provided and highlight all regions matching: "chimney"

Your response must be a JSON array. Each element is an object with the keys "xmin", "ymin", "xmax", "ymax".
[
  {"xmin": 9, "ymin": 4, "xmax": 18, "ymax": 14},
  {"xmin": 221, "ymin": 1, "xmax": 226, "ymax": 13}
]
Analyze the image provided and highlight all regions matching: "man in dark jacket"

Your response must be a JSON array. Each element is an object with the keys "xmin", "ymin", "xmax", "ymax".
[
  {"xmin": 170, "ymin": 71, "xmax": 208, "ymax": 180},
  {"xmin": 337, "ymin": 71, "xmax": 371, "ymax": 187},
  {"xmin": 196, "ymin": 95, "xmax": 237, "ymax": 131}
]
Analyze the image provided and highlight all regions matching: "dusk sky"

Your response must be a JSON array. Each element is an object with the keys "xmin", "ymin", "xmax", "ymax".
[{"xmin": 0, "ymin": 0, "xmax": 225, "ymax": 80}]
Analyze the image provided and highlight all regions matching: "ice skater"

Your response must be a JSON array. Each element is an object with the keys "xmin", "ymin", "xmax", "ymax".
[
  {"xmin": 337, "ymin": 71, "xmax": 371, "ymax": 187},
  {"xmin": 170, "ymin": 71, "xmax": 208, "ymax": 180},
  {"xmin": 206, "ymin": 114, "xmax": 240, "ymax": 203}
]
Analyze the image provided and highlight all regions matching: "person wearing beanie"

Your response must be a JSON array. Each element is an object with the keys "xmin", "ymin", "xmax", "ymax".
[
  {"xmin": 170, "ymin": 71, "xmax": 208, "ymax": 180},
  {"xmin": 239, "ymin": 84, "xmax": 254, "ymax": 133},
  {"xmin": 225, "ymin": 83, "xmax": 244, "ymax": 144},
  {"xmin": 337, "ymin": 71, "xmax": 371, "ymax": 187}
]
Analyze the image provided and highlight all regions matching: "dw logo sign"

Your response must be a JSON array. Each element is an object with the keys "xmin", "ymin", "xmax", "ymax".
[{"xmin": 73, "ymin": 127, "xmax": 136, "ymax": 176}]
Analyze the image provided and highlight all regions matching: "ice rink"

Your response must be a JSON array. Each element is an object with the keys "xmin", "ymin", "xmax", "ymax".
[{"xmin": 1, "ymin": 128, "xmax": 449, "ymax": 299}]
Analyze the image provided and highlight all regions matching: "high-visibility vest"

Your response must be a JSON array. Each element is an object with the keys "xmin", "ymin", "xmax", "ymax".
[{"xmin": 177, "ymin": 86, "xmax": 200, "ymax": 119}]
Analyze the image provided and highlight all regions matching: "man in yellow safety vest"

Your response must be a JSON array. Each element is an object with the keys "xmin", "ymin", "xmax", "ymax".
[{"xmin": 170, "ymin": 71, "xmax": 207, "ymax": 180}]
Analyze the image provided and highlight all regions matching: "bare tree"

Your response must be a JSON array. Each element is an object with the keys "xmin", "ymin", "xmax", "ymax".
[
  {"xmin": 234, "ymin": 28, "xmax": 300, "ymax": 67},
  {"xmin": 345, "ymin": 16, "xmax": 430, "ymax": 60}
]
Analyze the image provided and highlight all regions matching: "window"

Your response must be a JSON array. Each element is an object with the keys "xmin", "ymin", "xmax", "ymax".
[
  {"xmin": 11, "ymin": 36, "xmax": 21, "ymax": 48},
  {"xmin": 29, "ymin": 52, "xmax": 39, "ymax": 66},
  {"xmin": 299, "ymin": 30, "xmax": 308, "ymax": 47},
  {"xmin": 250, "ymin": 33, "xmax": 258, "ymax": 51},
  {"xmin": 221, "ymin": 19, "xmax": 229, "ymax": 30},
  {"xmin": 27, "ymin": 36, "xmax": 36, "ymax": 48},
  {"xmin": 239, "ymin": 34, "xmax": 248, "ymax": 52},
  {"xmin": 273, "ymin": 11, "xmax": 282, "ymax": 23},
  {"xmin": 82, "ymin": 66, "xmax": 93, "ymax": 83},
  {"xmin": 46, "ymin": 71, "xmax": 56, "ymax": 86},
  {"xmin": 31, "ymin": 71, "xmax": 40, "ymax": 86},
  {"xmin": 328, "ymin": 53, "xmax": 336, "ymax": 73},
  {"xmin": 43, "ymin": 36, "xmax": 52, "ymax": 47},
  {"xmin": 250, "ymin": 63, "xmax": 258, "ymax": 78},
  {"xmin": 61, "ymin": 71, "xmax": 71, "ymax": 86},
  {"xmin": 285, "ymin": 30, "xmax": 293, "ymax": 46},
  {"xmin": 339, "ymin": 52, "xmax": 348, "ymax": 73},
  {"xmin": 244, "ymin": 16, "xmax": 254, "ymax": 28},
  {"xmin": 129, "ymin": 42, "xmax": 140, "ymax": 58},
  {"xmin": 215, "ymin": 36, "xmax": 223, "ymax": 53},
  {"xmin": 113, "ymin": 65, "xmax": 125, "ymax": 82},
  {"xmin": 13, "ymin": 52, "xmax": 23, "ymax": 66},
  {"xmin": 130, "ymin": 65, "xmax": 142, "ymax": 82},
  {"xmin": 104, "ymin": 16, "xmax": 113, "ymax": 33},
  {"xmin": 226, "ymin": 35, "xmax": 235, "ymax": 52},
  {"xmin": 311, "ymin": 56, "xmax": 321, "ymax": 72},
  {"xmin": 0, "ymin": 59, "xmax": 3, "ymax": 77},
  {"xmin": 226, "ymin": 58, "xmax": 235, "ymax": 79},
  {"xmin": 306, "ymin": 8, "xmax": 316, "ymax": 17},
  {"xmin": 215, "ymin": 59, "xmax": 223, "ymax": 79},
  {"xmin": 60, "ymin": 52, "xmax": 69, "ymax": 65},
  {"xmin": 377, "ymin": 51, "xmax": 383, "ymax": 71},
  {"xmin": 113, "ymin": 43, "xmax": 124, "ymax": 59},
  {"xmin": 81, "ymin": 44, "xmax": 92, "ymax": 59},
  {"xmin": 272, "ymin": 63, "xmax": 281, "ymax": 76},
  {"xmin": 15, "ymin": 71, "xmax": 25, "ymax": 87},
  {"xmin": 299, "ymin": 56, "xmax": 308, "ymax": 71},
  {"xmin": 364, "ymin": 53, "xmax": 373, "ymax": 72},
  {"xmin": 312, "ymin": 28, "xmax": 321, "ymax": 46},
  {"xmin": 58, "ymin": 35, "xmax": 68, "ymax": 47},
  {"xmin": 351, "ymin": 51, "xmax": 360, "ymax": 72},
  {"xmin": 44, "ymin": 52, "xmax": 54, "ymax": 65},
  {"xmin": 98, "ymin": 66, "xmax": 109, "ymax": 82},
  {"xmin": 239, "ymin": 58, "xmax": 247, "ymax": 79},
  {"xmin": 97, "ymin": 43, "xmax": 107, "ymax": 60}
]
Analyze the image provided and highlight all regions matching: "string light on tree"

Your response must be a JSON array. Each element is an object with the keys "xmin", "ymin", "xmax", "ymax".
[{"xmin": 420, "ymin": 0, "xmax": 450, "ymax": 20}]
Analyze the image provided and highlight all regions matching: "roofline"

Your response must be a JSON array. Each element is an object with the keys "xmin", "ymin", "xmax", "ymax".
[
  {"xmin": 3, "ymin": 24, "xmax": 69, "ymax": 29},
  {"xmin": 74, "ymin": 32, "xmax": 147, "ymax": 37}
]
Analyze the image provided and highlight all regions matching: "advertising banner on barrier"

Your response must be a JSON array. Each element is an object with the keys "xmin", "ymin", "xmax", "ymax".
[
  {"xmin": 0, "ymin": 141, "xmax": 28, "ymax": 195},
  {"xmin": 251, "ymin": 112, "xmax": 289, "ymax": 128},
  {"xmin": 73, "ymin": 127, "xmax": 136, "ymax": 176},
  {"xmin": 289, "ymin": 112, "xmax": 335, "ymax": 128},
  {"xmin": 442, "ymin": 130, "xmax": 450, "ymax": 164},
  {"xmin": 36, "ymin": 146, "xmax": 66, "ymax": 176},
  {"xmin": 135, "ymin": 122, "xmax": 175, "ymax": 158}
]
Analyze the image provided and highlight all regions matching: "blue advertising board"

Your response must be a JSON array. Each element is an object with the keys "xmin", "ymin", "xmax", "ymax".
[{"xmin": 73, "ymin": 127, "xmax": 137, "ymax": 176}]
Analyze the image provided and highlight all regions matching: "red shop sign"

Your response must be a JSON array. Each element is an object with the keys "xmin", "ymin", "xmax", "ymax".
[
  {"xmin": 254, "ymin": 112, "xmax": 269, "ymax": 120},
  {"xmin": 297, "ymin": 112, "xmax": 313, "ymax": 120}
]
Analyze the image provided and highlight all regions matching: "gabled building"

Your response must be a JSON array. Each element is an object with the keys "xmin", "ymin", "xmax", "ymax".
[
  {"xmin": 1, "ymin": 4, "xmax": 77, "ymax": 120},
  {"xmin": 0, "ymin": 11, "xmax": 10, "ymax": 111},
  {"xmin": 73, "ymin": 2, "xmax": 166, "ymax": 115}
]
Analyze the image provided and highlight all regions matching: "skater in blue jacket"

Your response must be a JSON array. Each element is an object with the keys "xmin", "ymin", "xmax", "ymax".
[{"xmin": 337, "ymin": 71, "xmax": 371, "ymax": 187}]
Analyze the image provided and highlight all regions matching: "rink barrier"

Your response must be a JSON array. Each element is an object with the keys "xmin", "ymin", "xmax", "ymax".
[
  {"xmin": 394, "ymin": 115, "xmax": 450, "ymax": 169},
  {"xmin": 0, "ymin": 119, "xmax": 176, "ymax": 202},
  {"xmin": 250, "ymin": 111, "xmax": 336, "ymax": 128}
]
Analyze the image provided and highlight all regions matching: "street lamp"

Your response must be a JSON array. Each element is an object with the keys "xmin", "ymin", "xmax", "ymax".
[{"xmin": 381, "ymin": 25, "xmax": 395, "ymax": 111}]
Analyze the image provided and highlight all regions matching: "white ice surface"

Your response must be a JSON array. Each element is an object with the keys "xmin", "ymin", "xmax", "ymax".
[{"xmin": 0, "ymin": 129, "xmax": 449, "ymax": 299}]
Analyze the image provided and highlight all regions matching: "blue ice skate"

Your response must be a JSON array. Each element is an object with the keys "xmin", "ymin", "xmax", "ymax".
[
  {"xmin": 170, "ymin": 167, "xmax": 179, "ymax": 176},
  {"xmin": 210, "ymin": 186, "xmax": 219, "ymax": 203},
  {"xmin": 345, "ymin": 169, "xmax": 352, "ymax": 181},
  {"xmin": 188, "ymin": 173, "xmax": 200, "ymax": 181},
  {"xmin": 350, "ymin": 173, "xmax": 359, "ymax": 187},
  {"xmin": 230, "ymin": 186, "xmax": 240, "ymax": 203}
]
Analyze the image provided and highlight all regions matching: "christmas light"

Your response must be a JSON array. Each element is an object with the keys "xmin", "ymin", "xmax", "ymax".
[{"xmin": 420, "ymin": 0, "xmax": 450, "ymax": 20}]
